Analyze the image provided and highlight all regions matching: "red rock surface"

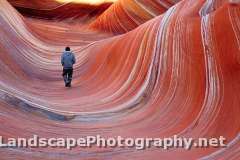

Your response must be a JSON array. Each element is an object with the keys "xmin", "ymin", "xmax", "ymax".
[
  {"xmin": 8, "ymin": 0, "xmax": 113, "ymax": 22},
  {"xmin": 90, "ymin": 0, "xmax": 180, "ymax": 33},
  {"xmin": 0, "ymin": 0, "xmax": 240, "ymax": 159}
]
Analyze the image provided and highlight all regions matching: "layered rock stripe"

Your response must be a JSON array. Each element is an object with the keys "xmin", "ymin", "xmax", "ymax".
[{"xmin": 0, "ymin": 0, "xmax": 239, "ymax": 159}]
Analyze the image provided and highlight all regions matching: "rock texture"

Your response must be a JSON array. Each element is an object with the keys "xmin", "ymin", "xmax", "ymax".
[
  {"xmin": 8, "ymin": 0, "xmax": 113, "ymax": 22},
  {"xmin": 90, "ymin": 0, "xmax": 180, "ymax": 33},
  {"xmin": 0, "ymin": 0, "xmax": 240, "ymax": 159}
]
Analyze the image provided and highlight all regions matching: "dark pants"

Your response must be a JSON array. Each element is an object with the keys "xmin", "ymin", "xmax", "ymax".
[{"xmin": 62, "ymin": 68, "xmax": 73, "ymax": 86}]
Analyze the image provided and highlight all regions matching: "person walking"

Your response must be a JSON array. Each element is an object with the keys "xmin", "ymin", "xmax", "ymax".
[{"xmin": 61, "ymin": 47, "xmax": 76, "ymax": 87}]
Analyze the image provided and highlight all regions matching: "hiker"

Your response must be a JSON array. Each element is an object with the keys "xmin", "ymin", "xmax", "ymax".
[{"xmin": 61, "ymin": 47, "xmax": 76, "ymax": 87}]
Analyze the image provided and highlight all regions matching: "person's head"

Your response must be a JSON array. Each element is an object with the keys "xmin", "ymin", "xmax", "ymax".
[{"xmin": 65, "ymin": 47, "xmax": 70, "ymax": 51}]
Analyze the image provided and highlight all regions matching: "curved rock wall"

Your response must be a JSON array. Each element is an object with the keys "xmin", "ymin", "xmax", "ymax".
[{"xmin": 0, "ymin": 0, "xmax": 239, "ymax": 159}]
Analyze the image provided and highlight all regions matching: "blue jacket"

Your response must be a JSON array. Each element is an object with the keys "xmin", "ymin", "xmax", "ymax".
[{"xmin": 61, "ymin": 51, "xmax": 76, "ymax": 69}]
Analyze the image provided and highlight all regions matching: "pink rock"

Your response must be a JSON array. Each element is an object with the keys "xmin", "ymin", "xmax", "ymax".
[{"xmin": 0, "ymin": 0, "xmax": 239, "ymax": 159}]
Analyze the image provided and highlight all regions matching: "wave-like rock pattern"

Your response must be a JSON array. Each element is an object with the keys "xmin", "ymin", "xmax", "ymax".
[
  {"xmin": 89, "ymin": 0, "xmax": 180, "ymax": 33},
  {"xmin": 8, "ymin": 0, "xmax": 113, "ymax": 22},
  {"xmin": 0, "ymin": 0, "xmax": 240, "ymax": 159}
]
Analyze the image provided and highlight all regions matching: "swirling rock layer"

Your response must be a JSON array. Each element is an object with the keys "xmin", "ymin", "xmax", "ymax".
[
  {"xmin": 0, "ymin": 0, "xmax": 240, "ymax": 159},
  {"xmin": 8, "ymin": 0, "xmax": 113, "ymax": 22}
]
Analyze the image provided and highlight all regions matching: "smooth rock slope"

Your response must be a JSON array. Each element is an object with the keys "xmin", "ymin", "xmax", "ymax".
[{"xmin": 0, "ymin": 0, "xmax": 239, "ymax": 159}]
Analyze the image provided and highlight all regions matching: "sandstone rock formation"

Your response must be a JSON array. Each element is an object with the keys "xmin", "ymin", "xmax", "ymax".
[{"xmin": 0, "ymin": 0, "xmax": 239, "ymax": 159}]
